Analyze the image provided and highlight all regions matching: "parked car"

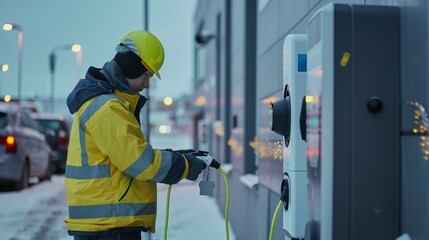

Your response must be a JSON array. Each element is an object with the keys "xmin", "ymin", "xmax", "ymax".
[
  {"xmin": 0, "ymin": 103, "xmax": 52, "ymax": 190},
  {"xmin": 32, "ymin": 113, "xmax": 71, "ymax": 173},
  {"xmin": 17, "ymin": 100, "xmax": 39, "ymax": 114}
]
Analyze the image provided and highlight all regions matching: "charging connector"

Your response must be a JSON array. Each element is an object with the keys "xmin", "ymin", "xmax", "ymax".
[
  {"xmin": 192, "ymin": 151, "xmax": 221, "ymax": 169},
  {"xmin": 269, "ymin": 181, "xmax": 290, "ymax": 240}
]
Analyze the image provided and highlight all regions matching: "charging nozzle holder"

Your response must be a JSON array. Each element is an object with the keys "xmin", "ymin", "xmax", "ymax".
[
  {"xmin": 281, "ymin": 178, "xmax": 290, "ymax": 211},
  {"xmin": 269, "ymin": 85, "xmax": 291, "ymax": 147}
]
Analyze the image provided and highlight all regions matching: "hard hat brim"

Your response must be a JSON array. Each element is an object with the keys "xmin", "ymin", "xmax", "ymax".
[{"xmin": 141, "ymin": 59, "xmax": 161, "ymax": 80}]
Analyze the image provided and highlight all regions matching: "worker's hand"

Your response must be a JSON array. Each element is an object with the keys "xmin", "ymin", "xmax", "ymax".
[{"xmin": 183, "ymin": 153, "xmax": 207, "ymax": 181}]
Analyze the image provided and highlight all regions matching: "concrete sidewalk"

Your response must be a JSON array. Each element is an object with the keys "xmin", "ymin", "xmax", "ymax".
[{"xmin": 143, "ymin": 180, "xmax": 235, "ymax": 240}]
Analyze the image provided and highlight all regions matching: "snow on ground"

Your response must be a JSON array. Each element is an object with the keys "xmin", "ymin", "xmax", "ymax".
[
  {"xmin": 146, "ymin": 181, "xmax": 235, "ymax": 240},
  {"xmin": 0, "ymin": 176, "xmax": 69, "ymax": 240},
  {"xmin": 0, "ymin": 176, "xmax": 235, "ymax": 240}
]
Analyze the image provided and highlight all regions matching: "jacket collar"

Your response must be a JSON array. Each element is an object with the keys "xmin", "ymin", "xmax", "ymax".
[{"xmin": 66, "ymin": 66, "xmax": 147, "ymax": 118}]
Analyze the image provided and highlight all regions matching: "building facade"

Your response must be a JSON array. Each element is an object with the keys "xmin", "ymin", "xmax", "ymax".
[{"xmin": 192, "ymin": 0, "xmax": 429, "ymax": 239}]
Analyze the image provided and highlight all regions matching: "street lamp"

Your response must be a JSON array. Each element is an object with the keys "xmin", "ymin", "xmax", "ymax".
[
  {"xmin": 3, "ymin": 23, "xmax": 23, "ymax": 101},
  {"xmin": 0, "ymin": 64, "xmax": 9, "ymax": 96},
  {"xmin": 49, "ymin": 44, "xmax": 82, "ymax": 113},
  {"xmin": 71, "ymin": 44, "xmax": 83, "ymax": 81}
]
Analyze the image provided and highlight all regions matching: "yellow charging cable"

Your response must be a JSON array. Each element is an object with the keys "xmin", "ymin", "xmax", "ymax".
[
  {"xmin": 269, "ymin": 200, "xmax": 283, "ymax": 240},
  {"xmin": 163, "ymin": 166, "xmax": 230, "ymax": 240},
  {"xmin": 219, "ymin": 167, "xmax": 230, "ymax": 240},
  {"xmin": 163, "ymin": 185, "xmax": 172, "ymax": 240}
]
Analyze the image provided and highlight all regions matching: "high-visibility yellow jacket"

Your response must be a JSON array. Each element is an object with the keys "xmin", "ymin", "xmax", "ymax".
[{"xmin": 64, "ymin": 66, "xmax": 189, "ymax": 235}]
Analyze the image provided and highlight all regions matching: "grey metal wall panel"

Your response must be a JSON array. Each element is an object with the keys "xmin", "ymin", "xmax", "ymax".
[
  {"xmin": 383, "ymin": 3, "xmax": 429, "ymax": 238},
  {"xmin": 230, "ymin": 0, "xmax": 245, "ymax": 174},
  {"xmin": 194, "ymin": 0, "xmax": 223, "ymax": 124},
  {"xmin": 195, "ymin": 0, "xmax": 230, "ymax": 210},
  {"xmin": 278, "ymin": 0, "xmax": 310, "ymax": 37},
  {"xmin": 230, "ymin": 78, "xmax": 245, "ymax": 173},
  {"xmin": 218, "ymin": 3, "xmax": 231, "ymax": 167},
  {"xmin": 243, "ymin": 0, "xmax": 258, "ymax": 174},
  {"xmin": 393, "ymin": 0, "xmax": 429, "ymax": 132},
  {"xmin": 256, "ymin": 39, "xmax": 283, "ymax": 192},
  {"xmin": 228, "ymin": 171, "xmax": 271, "ymax": 240},
  {"xmin": 402, "ymin": 136, "xmax": 429, "ymax": 240},
  {"xmin": 310, "ymin": 0, "xmax": 322, "ymax": 9},
  {"xmin": 350, "ymin": 6, "xmax": 401, "ymax": 238},
  {"xmin": 366, "ymin": 0, "xmax": 393, "ymax": 5},
  {"xmin": 308, "ymin": 0, "xmax": 365, "ymax": 14},
  {"xmin": 230, "ymin": 0, "xmax": 258, "ymax": 174},
  {"xmin": 258, "ymin": 0, "xmax": 279, "ymax": 55},
  {"xmin": 231, "ymin": 0, "xmax": 245, "ymax": 57},
  {"xmin": 258, "ymin": 42, "xmax": 283, "ymax": 98},
  {"xmin": 268, "ymin": 189, "xmax": 284, "ymax": 240},
  {"xmin": 231, "ymin": 46, "xmax": 245, "ymax": 85},
  {"xmin": 194, "ymin": 0, "xmax": 212, "ymax": 25},
  {"xmin": 317, "ymin": 0, "xmax": 364, "ymax": 6},
  {"xmin": 258, "ymin": 90, "xmax": 284, "ymax": 191},
  {"xmin": 391, "ymin": 2, "xmax": 429, "ymax": 237}
]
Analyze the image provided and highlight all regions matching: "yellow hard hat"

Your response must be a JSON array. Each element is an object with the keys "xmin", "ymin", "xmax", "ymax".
[{"xmin": 120, "ymin": 30, "xmax": 165, "ymax": 79}]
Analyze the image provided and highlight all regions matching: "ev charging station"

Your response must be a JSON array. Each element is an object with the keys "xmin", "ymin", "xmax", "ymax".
[
  {"xmin": 198, "ymin": 120, "xmax": 211, "ymax": 152},
  {"xmin": 270, "ymin": 34, "xmax": 308, "ymax": 239},
  {"xmin": 305, "ymin": 3, "xmax": 401, "ymax": 240},
  {"xmin": 282, "ymin": 34, "xmax": 307, "ymax": 240}
]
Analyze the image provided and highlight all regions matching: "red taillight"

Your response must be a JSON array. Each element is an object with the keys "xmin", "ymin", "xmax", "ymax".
[
  {"xmin": 0, "ymin": 135, "xmax": 17, "ymax": 154},
  {"xmin": 58, "ymin": 130, "xmax": 68, "ymax": 145}
]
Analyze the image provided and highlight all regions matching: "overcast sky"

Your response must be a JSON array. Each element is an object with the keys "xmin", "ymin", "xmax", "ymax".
[{"xmin": 0, "ymin": 0, "xmax": 196, "ymax": 106}]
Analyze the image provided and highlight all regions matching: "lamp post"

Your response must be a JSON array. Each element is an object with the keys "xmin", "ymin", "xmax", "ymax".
[
  {"xmin": 72, "ymin": 44, "xmax": 83, "ymax": 81},
  {"xmin": 3, "ymin": 23, "xmax": 23, "ymax": 101},
  {"xmin": 0, "ymin": 64, "xmax": 9, "ymax": 96},
  {"xmin": 143, "ymin": 0, "xmax": 151, "ymax": 140},
  {"xmin": 49, "ymin": 44, "xmax": 82, "ymax": 113}
]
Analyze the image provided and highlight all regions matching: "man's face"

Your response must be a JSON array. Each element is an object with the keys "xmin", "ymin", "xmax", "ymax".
[{"xmin": 127, "ymin": 71, "xmax": 154, "ymax": 92}]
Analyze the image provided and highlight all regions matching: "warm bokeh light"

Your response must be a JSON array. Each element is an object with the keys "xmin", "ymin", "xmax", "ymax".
[
  {"xmin": 409, "ymin": 101, "xmax": 429, "ymax": 161},
  {"xmin": 2, "ymin": 23, "xmax": 13, "ymax": 31},
  {"xmin": 306, "ymin": 95, "xmax": 319, "ymax": 103},
  {"xmin": 71, "ymin": 44, "xmax": 81, "ymax": 52},
  {"xmin": 215, "ymin": 126, "xmax": 224, "ymax": 137},
  {"xmin": 6, "ymin": 136, "xmax": 15, "ymax": 145},
  {"xmin": 262, "ymin": 96, "xmax": 278, "ymax": 105},
  {"xmin": 248, "ymin": 136, "xmax": 283, "ymax": 160},
  {"xmin": 159, "ymin": 124, "xmax": 172, "ymax": 134},
  {"xmin": 1, "ymin": 64, "xmax": 9, "ymax": 72},
  {"xmin": 4, "ymin": 95, "xmax": 12, "ymax": 102},
  {"xmin": 163, "ymin": 96, "xmax": 173, "ymax": 106},
  {"xmin": 195, "ymin": 96, "xmax": 207, "ymax": 106}
]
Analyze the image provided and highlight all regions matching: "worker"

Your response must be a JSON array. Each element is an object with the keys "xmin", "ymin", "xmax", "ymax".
[{"xmin": 64, "ymin": 30, "xmax": 206, "ymax": 240}]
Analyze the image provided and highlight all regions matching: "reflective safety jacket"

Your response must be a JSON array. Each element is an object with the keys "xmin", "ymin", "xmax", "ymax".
[{"xmin": 64, "ymin": 67, "xmax": 189, "ymax": 235}]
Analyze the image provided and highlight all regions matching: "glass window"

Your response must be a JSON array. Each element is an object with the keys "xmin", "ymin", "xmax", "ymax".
[
  {"xmin": 37, "ymin": 120, "xmax": 62, "ymax": 132},
  {"xmin": 19, "ymin": 112, "xmax": 38, "ymax": 130},
  {"xmin": 0, "ymin": 112, "xmax": 8, "ymax": 128}
]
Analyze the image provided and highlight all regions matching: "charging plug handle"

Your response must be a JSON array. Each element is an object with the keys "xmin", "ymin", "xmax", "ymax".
[{"xmin": 193, "ymin": 151, "xmax": 221, "ymax": 169}]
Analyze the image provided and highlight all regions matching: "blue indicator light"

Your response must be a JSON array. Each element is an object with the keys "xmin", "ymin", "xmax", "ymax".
[
  {"xmin": 312, "ymin": 118, "xmax": 317, "ymax": 127},
  {"xmin": 298, "ymin": 54, "xmax": 307, "ymax": 72}
]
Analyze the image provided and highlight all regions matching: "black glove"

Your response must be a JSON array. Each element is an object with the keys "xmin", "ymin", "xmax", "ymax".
[
  {"xmin": 183, "ymin": 153, "xmax": 207, "ymax": 181},
  {"xmin": 176, "ymin": 149, "xmax": 197, "ymax": 154}
]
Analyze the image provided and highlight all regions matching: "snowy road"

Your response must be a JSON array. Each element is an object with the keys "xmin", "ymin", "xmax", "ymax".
[
  {"xmin": 0, "ymin": 175, "xmax": 234, "ymax": 240},
  {"xmin": 0, "ymin": 176, "xmax": 69, "ymax": 240}
]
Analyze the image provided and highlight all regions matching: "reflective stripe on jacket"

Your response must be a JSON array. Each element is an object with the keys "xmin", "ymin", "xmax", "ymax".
[{"xmin": 64, "ymin": 90, "xmax": 188, "ymax": 234}]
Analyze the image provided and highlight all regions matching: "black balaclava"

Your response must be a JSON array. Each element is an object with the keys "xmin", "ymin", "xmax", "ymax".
[{"xmin": 113, "ymin": 44, "xmax": 148, "ymax": 79}]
